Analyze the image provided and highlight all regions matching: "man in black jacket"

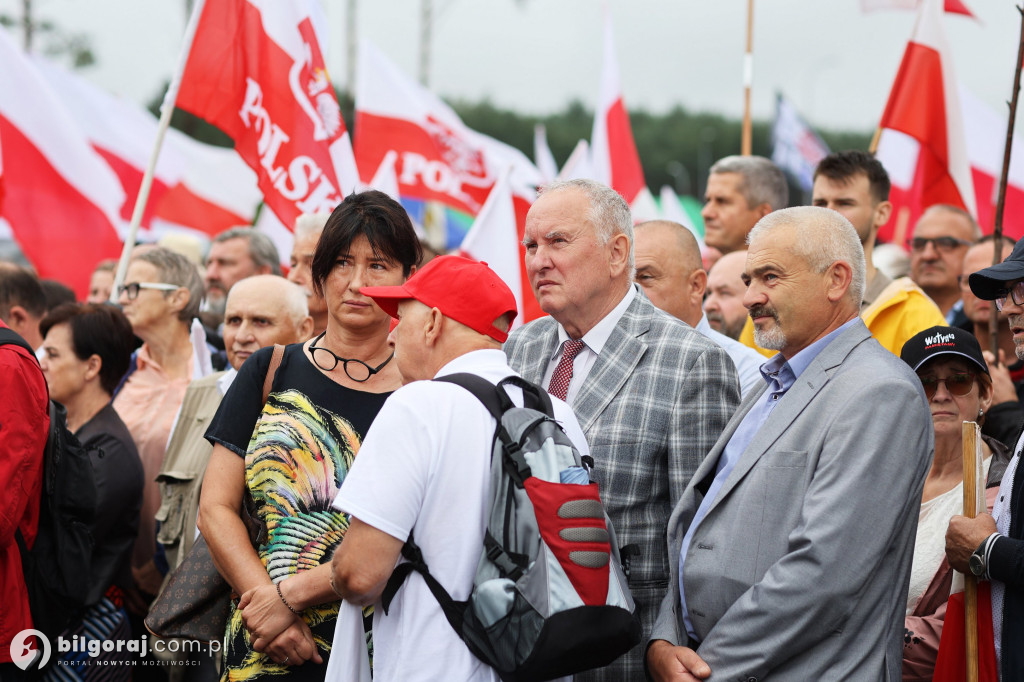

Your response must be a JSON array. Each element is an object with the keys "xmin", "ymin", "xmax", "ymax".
[{"xmin": 947, "ymin": 239, "xmax": 1024, "ymax": 681}]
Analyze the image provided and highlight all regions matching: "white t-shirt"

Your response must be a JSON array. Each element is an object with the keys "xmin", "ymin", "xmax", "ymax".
[{"xmin": 333, "ymin": 349, "xmax": 589, "ymax": 682}]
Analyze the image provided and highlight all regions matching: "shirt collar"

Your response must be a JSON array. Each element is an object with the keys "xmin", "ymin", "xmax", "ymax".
[
  {"xmin": 759, "ymin": 317, "xmax": 858, "ymax": 391},
  {"xmin": 553, "ymin": 284, "xmax": 636, "ymax": 357},
  {"xmin": 435, "ymin": 348, "xmax": 510, "ymax": 378},
  {"xmin": 217, "ymin": 367, "xmax": 238, "ymax": 395}
]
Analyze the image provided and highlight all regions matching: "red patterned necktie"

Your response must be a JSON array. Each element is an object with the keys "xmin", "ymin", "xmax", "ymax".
[{"xmin": 547, "ymin": 339, "xmax": 586, "ymax": 401}]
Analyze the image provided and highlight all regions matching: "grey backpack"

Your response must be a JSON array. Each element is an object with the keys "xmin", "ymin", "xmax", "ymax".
[{"xmin": 382, "ymin": 373, "xmax": 640, "ymax": 682}]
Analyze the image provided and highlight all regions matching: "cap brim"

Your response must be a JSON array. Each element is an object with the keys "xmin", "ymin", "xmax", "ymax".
[
  {"xmin": 969, "ymin": 261, "xmax": 1024, "ymax": 300},
  {"xmin": 910, "ymin": 350, "xmax": 989, "ymax": 375},
  {"xmin": 360, "ymin": 285, "xmax": 411, "ymax": 319}
]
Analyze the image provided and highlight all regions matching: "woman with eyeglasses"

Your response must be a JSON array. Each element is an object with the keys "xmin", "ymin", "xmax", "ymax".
[
  {"xmin": 113, "ymin": 246, "xmax": 212, "ymax": 607},
  {"xmin": 199, "ymin": 191, "xmax": 421, "ymax": 682},
  {"xmin": 899, "ymin": 326, "xmax": 1012, "ymax": 681}
]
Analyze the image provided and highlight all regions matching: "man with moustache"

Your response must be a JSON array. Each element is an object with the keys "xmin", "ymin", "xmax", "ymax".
[
  {"xmin": 946, "ymin": 241, "xmax": 1024, "ymax": 681},
  {"xmin": 703, "ymin": 251, "xmax": 750, "ymax": 341},
  {"xmin": 156, "ymin": 275, "xmax": 313, "ymax": 570},
  {"xmin": 647, "ymin": 207, "xmax": 932, "ymax": 681},
  {"xmin": 909, "ymin": 204, "xmax": 980, "ymax": 325},
  {"xmin": 960, "ymin": 236, "xmax": 1023, "ymax": 445},
  {"xmin": 288, "ymin": 213, "xmax": 331, "ymax": 339},
  {"xmin": 504, "ymin": 179, "xmax": 739, "ymax": 680}
]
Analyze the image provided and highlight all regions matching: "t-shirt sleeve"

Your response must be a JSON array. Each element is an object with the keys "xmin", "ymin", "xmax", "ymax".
[
  {"xmin": 204, "ymin": 347, "xmax": 273, "ymax": 457},
  {"xmin": 333, "ymin": 383, "xmax": 435, "ymax": 542}
]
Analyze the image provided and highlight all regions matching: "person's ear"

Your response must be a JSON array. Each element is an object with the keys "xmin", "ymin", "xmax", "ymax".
[
  {"xmin": 297, "ymin": 315, "xmax": 314, "ymax": 342},
  {"xmin": 873, "ymin": 200, "xmax": 893, "ymax": 230},
  {"xmin": 826, "ymin": 261, "xmax": 854, "ymax": 303},
  {"xmin": 423, "ymin": 307, "xmax": 445, "ymax": 346},
  {"xmin": 608, "ymin": 232, "xmax": 631, "ymax": 278},
  {"xmin": 84, "ymin": 354, "xmax": 102, "ymax": 382},
  {"xmin": 167, "ymin": 287, "xmax": 190, "ymax": 315}
]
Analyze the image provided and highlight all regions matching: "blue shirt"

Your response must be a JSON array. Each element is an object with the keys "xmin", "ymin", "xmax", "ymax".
[{"xmin": 679, "ymin": 318, "xmax": 858, "ymax": 640}]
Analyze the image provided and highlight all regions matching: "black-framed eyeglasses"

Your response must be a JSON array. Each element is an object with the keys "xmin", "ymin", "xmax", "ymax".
[
  {"xmin": 917, "ymin": 372, "xmax": 976, "ymax": 400},
  {"xmin": 909, "ymin": 236, "xmax": 972, "ymax": 253},
  {"xmin": 996, "ymin": 280, "xmax": 1024, "ymax": 311},
  {"xmin": 118, "ymin": 282, "xmax": 181, "ymax": 300},
  {"xmin": 308, "ymin": 331, "xmax": 394, "ymax": 382}
]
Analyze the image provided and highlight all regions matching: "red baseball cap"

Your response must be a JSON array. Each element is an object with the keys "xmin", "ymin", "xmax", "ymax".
[{"xmin": 361, "ymin": 255, "xmax": 518, "ymax": 342}]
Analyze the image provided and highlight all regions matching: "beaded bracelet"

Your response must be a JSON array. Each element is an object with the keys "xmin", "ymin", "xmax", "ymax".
[{"xmin": 276, "ymin": 580, "xmax": 301, "ymax": 615}]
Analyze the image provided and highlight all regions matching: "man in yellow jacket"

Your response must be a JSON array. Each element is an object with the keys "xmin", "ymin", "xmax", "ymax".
[{"xmin": 738, "ymin": 150, "xmax": 944, "ymax": 356}]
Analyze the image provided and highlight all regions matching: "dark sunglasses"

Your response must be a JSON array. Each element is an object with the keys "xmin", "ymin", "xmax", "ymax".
[
  {"xmin": 917, "ymin": 372, "xmax": 976, "ymax": 399},
  {"xmin": 909, "ymin": 236, "xmax": 972, "ymax": 253}
]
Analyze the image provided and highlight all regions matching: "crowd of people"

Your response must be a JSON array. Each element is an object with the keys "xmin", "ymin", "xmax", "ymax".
[{"xmin": 1, "ymin": 152, "xmax": 1023, "ymax": 682}]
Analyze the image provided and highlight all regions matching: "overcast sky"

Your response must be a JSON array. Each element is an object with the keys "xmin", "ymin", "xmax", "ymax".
[{"xmin": 3, "ymin": 0, "xmax": 1021, "ymax": 147}]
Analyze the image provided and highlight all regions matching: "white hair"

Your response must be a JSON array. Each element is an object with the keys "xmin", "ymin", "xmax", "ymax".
[
  {"xmin": 540, "ymin": 178, "xmax": 635, "ymax": 274},
  {"xmin": 293, "ymin": 212, "xmax": 331, "ymax": 240},
  {"xmin": 747, "ymin": 206, "xmax": 866, "ymax": 305}
]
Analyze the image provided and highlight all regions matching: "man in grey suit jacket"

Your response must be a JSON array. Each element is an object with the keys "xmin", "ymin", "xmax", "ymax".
[
  {"xmin": 646, "ymin": 206, "xmax": 934, "ymax": 681},
  {"xmin": 504, "ymin": 179, "xmax": 741, "ymax": 680}
]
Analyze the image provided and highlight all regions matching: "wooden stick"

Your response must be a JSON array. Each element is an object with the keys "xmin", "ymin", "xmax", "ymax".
[
  {"xmin": 962, "ymin": 420, "xmax": 980, "ymax": 682},
  {"xmin": 988, "ymin": 5, "xmax": 1024, "ymax": 358},
  {"xmin": 741, "ymin": 0, "xmax": 754, "ymax": 156}
]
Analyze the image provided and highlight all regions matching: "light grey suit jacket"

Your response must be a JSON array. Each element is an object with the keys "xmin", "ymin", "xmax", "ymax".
[
  {"xmin": 505, "ymin": 289, "xmax": 741, "ymax": 679},
  {"xmin": 649, "ymin": 320, "xmax": 933, "ymax": 682}
]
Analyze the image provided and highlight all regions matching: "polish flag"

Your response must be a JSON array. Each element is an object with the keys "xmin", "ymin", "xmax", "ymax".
[
  {"xmin": 457, "ymin": 169, "xmax": 543, "ymax": 325},
  {"xmin": 860, "ymin": 0, "xmax": 974, "ymax": 18},
  {"xmin": 959, "ymin": 84, "xmax": 1024, "ymax": 240},
  {"xmin": 355, "ymin": 40, "xmax": 542, "ymax": 219},
  {"xmin": 0, "ymin": 26, "xmax": 125, "ymax": 298},
  {"xmin": 875, "ymin": 0, "xmax": 975, "ymax": 244},
  {"xmin": 590, "ymin": 11, "xmax": 649, "ymax": 213},
  {"xmin": 175, "ymin": 0, "xmax": 358, "ymax": 230},
  {"xmin": 32, "ymin": 56, "xmax": 261, "ymax": 241}
]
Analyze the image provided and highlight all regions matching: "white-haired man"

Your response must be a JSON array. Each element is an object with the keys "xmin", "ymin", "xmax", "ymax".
[
  {"xmin": 504, "ymin": 179, "xmax": 740, "ymax": 680},
  {"xmin": 647, "ymin": 207, "xmax": 933, "ymax": 681},
  {"xmin": 288, "ymin": 213, "xmax": 331, "ymax": 338}
]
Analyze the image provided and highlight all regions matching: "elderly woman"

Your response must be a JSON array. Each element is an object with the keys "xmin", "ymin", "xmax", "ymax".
[
  {"xmin": 113, "ymin": 246, "xmax": 211, "ymax": 599},
  {"xmin": 38, "ymin": 303, "xmax": 143, "ymax": 680},
  {"xmin": 900, "ymin": 326, "xmax": 1011, "ymax": 681},
  {"xmin": 199, "ymin": 191, "xmax": 421, "ymax": 682}
]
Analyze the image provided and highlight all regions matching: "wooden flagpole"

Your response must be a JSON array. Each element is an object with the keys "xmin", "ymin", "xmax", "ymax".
[
  {"xmin": 741, "ymin": 0, "xmax": 754, "ymax": 156},
  {"xmin": 962, "ymin": 420, "xmax": 981, "ymax": 682},
  {"xmin": 108, "ymin": 0, "xmax": 208, "ymax": 302},
  {"xmin": 987, "ymin": 5, "xmax": 1024, "ymax": 358}
]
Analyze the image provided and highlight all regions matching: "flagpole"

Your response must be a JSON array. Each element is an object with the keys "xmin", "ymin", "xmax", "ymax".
[
  {"xmin": 109, "ymin": 0, "xmax": 208, "ymax": 302},
  {"xmin": 962, "ymin": 421, "xmax": 980, "ymax": 682},
  {"xmin": 741, "ymin": 0, "xmax": 754, "ymax": 156},
  {"xmin": 988, "ymin": 6, "xmax": 1024, "ymax": 357}
]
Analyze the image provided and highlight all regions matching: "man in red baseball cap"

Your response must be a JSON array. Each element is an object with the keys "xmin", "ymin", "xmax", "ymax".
[{"xmin": 328, "ymin": 255, "xmax": 589, "ymax": 681}]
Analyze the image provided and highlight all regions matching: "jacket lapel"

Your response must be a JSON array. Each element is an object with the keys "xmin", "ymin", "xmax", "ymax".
[
  {"xmin": 704, "ymin": 322, "xmax": 872, "ymax": 516},
  {"xmin": 572, "ymin": 295, "xmax": 649, "ymax": 433}
]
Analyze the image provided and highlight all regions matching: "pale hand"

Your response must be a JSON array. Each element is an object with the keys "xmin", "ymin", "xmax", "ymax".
[{"xmin": 647, "ymin": 640, "xmax": 712, "ymax": 681}]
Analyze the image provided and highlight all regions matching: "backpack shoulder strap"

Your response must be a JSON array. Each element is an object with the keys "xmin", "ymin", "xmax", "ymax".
[
  {"xmin": 262, "ymin": 344, "xmax": 286, "ymax": 406},
  {"xmin": 497, "ymin": 375, "xmax": 554, "ymax": 417},
  {"xmin": 433, "ymin": 373, "xmax": 513, "ymax": 420},
  {"xmin": 381, "ymin": 533, "xmax": 466, "ymax": 632}
]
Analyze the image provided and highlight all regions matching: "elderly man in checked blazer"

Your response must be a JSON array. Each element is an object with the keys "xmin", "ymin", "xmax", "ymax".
[{"xmin": 504, "ymin": 179, "xmax": 740, "ymax": 680}]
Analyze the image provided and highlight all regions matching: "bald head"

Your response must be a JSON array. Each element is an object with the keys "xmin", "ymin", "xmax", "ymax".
[
  {"xmin": 704, "ymin": 250, "xmax": 749, "ymax": 340},
  {"xmin": 634, "ymin": 220, "xmax": 706, "ymax": 326},
  {"xmin": 223, "ymin": 275, "xmax": 313, "ymax": 370}
]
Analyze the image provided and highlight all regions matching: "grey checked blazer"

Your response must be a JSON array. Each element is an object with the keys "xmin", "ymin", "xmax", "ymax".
[
  {"xmin": 650, "ymin": 320, "xmax": 934, "ymax": 682},
  {"xmin": 505, "ymin": 289, "xmax": 741, "ymax": 680}
]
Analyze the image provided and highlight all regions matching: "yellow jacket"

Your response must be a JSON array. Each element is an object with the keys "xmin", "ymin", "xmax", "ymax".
[{"xmin": 739, "ymin": 277, "xmax": 946, "ymax": 358}]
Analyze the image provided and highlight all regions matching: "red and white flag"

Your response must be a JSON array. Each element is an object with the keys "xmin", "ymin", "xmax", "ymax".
[
  {"xmin": 175, "ymin": 0, "xmax": 358, "ymax": 230},
  {"xmin": 0, "ymin": 26, "xmax": 125, "ymax": 297},
  {"xmin": 860, "ymin": 0, "xmax": 974, "ymax": 18},
  {"xmin": 355, "ymin": 40, "xmax": 542, "ymax": 217},
  {"xmin": 959, "ymin": 84, "xmax": 1024, "ymax": 240},
  {"xmin": 33, "ymin": 56, "xmax": 261, "ymax": 241},
  {"xmin": 875, "ymin": 0, "xmax": 975, "ymax": 244},
  {"xmin": 590, "ymin": 10, "xmax": 650, "ymax": 214}
]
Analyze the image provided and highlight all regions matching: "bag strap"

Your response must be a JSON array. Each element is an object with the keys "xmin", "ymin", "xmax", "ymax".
[
  {"xmin": 434, "ymin": 373, "xmax": 533, "ymax": 486},
  {"xmin": 381, "ymin": 533, "xmax": 466, "ymax": 633},
  {"xmin": 262, "ymin": 344, "xmax": 286, "ymax": 406}
]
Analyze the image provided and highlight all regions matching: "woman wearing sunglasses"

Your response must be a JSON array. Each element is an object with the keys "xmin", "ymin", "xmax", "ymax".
[
  {"xmin": 199, "ymin": 191, "xmax": 421, "ymax": 682},
  {"xmin": 899, "ymin": 326, "xmax": 1012, "ymax": 680}
]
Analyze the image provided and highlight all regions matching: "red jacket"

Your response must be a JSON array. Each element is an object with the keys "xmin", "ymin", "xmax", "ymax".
[{"xmin": 0, "ymin": 321, "xmax": 48, "ymax": 663}]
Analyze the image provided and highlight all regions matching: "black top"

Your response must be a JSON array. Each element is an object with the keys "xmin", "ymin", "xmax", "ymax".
[
  {"xmin": 76, "ymin": 402, "xmax": 144, "ymax": 604},
  {"xmin": 206, "ymin": 343, "xmax": 391, "ymax": 456}
]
